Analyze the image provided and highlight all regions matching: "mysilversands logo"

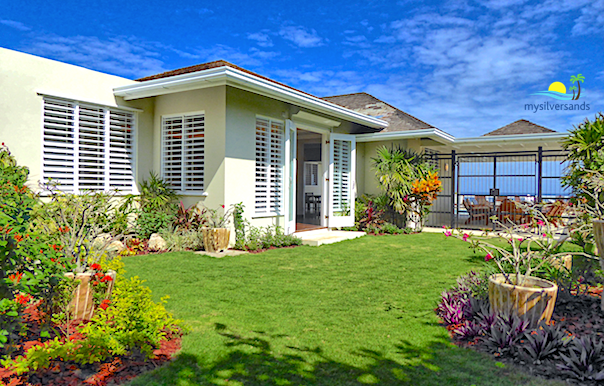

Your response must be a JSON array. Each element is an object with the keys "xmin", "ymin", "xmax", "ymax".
[{"xmin": 525, "ymin": 74, "xmax": 591, "ymax": 113}]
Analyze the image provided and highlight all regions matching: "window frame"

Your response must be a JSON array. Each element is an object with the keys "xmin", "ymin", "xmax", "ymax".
[
  {"xmin": 41, "ymin": 97, "xmax": 137, "ymax": 194},
  {"xmin": 160, "ymin": 111, "xmax": 206, "ymax": 195}
]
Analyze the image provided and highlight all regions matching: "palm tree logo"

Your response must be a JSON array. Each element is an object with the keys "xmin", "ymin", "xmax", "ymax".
[
  {"xmin": 530, "ymin": 74, "xmax": 586, "ymax": 101},
  {"xmin": 570, "ymin": 74, "xmax": 585, "ymax": 100}
]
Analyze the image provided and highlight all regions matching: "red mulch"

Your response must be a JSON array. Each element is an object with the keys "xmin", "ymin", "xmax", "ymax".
[
  {"xmin": 0, "ymin": 333, "xmax": 181, "ymax": 386},
  {"xmin": 0, "ymin": 302, "xmax": 182, "ymax": 386}
]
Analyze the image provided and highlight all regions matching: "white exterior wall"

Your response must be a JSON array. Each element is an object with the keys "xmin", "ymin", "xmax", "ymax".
[
  {"xmin": 153, "ymin": 86, "xmax": 227, "ymax": 210},
  {"xmin": 0, "ymin": 48, "xmax": 154, "ymax": 190},
  {"xmin": 225, "ymin": 87, "xmax": 290, "ymax": 228}
]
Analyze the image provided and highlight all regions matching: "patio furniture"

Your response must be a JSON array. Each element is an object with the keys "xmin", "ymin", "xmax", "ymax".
[
  {"xmin": 305, "ymin": 193, "xmax": 321, "ymax": 214},
  {"xmin": 497, "ymin": 199, "xmax": 525, "ymax": 224},
  {"xmin": 463, "ymin": 198, "xmax": 489, "ymax": 225},
  {"xmin": 542, "ymin": 200, "xmax": 568, "ymax": 227}
]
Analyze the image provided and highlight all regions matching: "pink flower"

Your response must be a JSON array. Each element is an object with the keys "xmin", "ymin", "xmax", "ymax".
[
  {"xmin": 522, "ymin": 223, "xmax": 529, "ymax": 229},
  {"xmin": 462, "ymin": 233, "xmax": 469, "ymax": 242},
  {"xmin": 518, "ymin": 238, "xmax": 523, "ymax": 242},
  {"xmin": 444, "ymin": 230, "xmax": 452, "ymax": 237},
  {"xmin": 537, "ymin": 220, "xmax": 545, "ymax": 226},
  {"xmin": 485, "ymin": 253, "xmax": 493, "ymax": 262},
  {"xmin": 542, "ymin": 233, "xmax": 547, "ymax": 237}
]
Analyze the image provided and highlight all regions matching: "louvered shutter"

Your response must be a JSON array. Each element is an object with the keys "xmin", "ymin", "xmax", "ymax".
[
  {"xmin": 305, "ymin": 162, "xmax": 318, "ymax": 186},
  {"xmin": 42, "ymin": 97, "xmax": 136, "ymax": 193},
  {"xmin": 255, "ymin": 118, "xmax": 284, "ymax": 216},
  {"xmin": 184, "ymin": 114, "xmax": 204, "ymax": 191},
  {"xmin": 108, "ymin": 110, "xmax": 135, "ymax": 192},
  {"xmin": 255, "ymin": 118, "xmax": 270, "ymax": 214},
  {"xmin": 161, "ymin": 114, "xmax": 205, "ymax": 193},
  {"xmin": 78, "ymin": 105, "xmax": 106, "ymax": 191},
  {"xmin": 332, "ymin": 139, "xmax": 351, "ymax": 212},
  {"xmin": 270, "ymin": 121, "xmax": 284, "ymax": 214},
  {"xmin": 42, "ymin": 99, "xmax": 77, "ymax": 190}
]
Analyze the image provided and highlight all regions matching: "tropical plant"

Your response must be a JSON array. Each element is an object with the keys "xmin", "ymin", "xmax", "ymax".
[
  {"xmin": 372, "ymin": 146, "xmax": 432, "ymax": 213},
  {"xmin": 445, "ymin": 203, "xmax": 586, "ymax": 286},
  {"xmin": 519, "ymin": 322, "xmax": 569, "ymax": 365},
  {"xmin": 558, "ymin": 336, "xmax": 604, "ymax": 381},
  {"xmin": 562, "ymin": 113, "xmax": 604, "ymax": 197},
  {"xmin": 202, "ymin": 204, "xmax": 235, "ymax": 228},
  {"xmin": 138, "ymin": 171, "xmax": 179, "ymax": 210},
  {"xmin": 483, "ymin": 313, "xmax": 530, "ymax": 357},
  {"xmin": 570, "ymin": 73, "xmax": 585, "ymax": 100},
  {"xmin": 173, "ymin": 201, "xmax": 207, "ymax": 231}
]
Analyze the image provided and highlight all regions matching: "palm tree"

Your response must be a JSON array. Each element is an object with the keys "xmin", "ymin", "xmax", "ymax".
[
  {"xmin": 570, "ymin": 74, "xmax": 585, "ymax": 100},
  {"xmin": 569, "ymin": 85, "xmax": 577, "ymax": 100}
]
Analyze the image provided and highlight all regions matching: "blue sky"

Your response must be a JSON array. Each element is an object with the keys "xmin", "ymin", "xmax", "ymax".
[{"xmin": 2, "ymin": 0, "xmax": 603, "ymax": 137}]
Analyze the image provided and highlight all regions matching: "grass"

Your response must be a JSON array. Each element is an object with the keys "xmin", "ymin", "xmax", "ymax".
[{"xmin": 123, "ymin": 233, "xmax": 564, "ymax": 386}]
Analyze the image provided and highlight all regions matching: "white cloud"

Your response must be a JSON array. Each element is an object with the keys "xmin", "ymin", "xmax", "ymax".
[
  {"xmin": 247, "ymin": 31, "xmax": 274, "ymax": 47},
  {"xmin": 279, "ymin": 26, "xmax": 325, "ymax": 48},
  {"xmin": 24, "ymin": 34, "xmax": 167, "ymax": 78},
  {"xmin": 0, "ymin": 19, "xmax": 30, "ymax": 31},
  {"xmin": 183, "ymin": 44, "xmax": 279, "ymax": 67}
]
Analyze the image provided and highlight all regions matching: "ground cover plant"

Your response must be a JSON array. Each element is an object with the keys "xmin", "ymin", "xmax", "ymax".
[{"xmin": 122, "ymin": 233, "xmax": 564, "ymax": 385}]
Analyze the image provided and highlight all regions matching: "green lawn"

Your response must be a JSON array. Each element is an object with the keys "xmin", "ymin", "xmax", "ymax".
[{"xmin": 123, "ymin": 233, "xmax": 564, "ymax": 386}]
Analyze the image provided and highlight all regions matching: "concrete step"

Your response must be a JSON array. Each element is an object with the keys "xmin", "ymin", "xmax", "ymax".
[{"xmin": 294, "ymin": 230, "xmax": 366, "ymax": 246}]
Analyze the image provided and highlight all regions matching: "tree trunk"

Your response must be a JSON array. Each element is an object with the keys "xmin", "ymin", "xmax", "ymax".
[
  {"xmin": 576, "ymin": 82, "xmax": 582, "ymax": 100},
  {"xmin": 593, "ymin": 220, "xmax": 604, "ymax": 310}
]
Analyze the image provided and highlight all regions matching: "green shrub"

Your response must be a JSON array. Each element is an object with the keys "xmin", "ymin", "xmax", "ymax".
[
  {"xmin": 236, "ymin": 224, "xmax": 302, "ymax": 251},
  {"xmin": 134, "ymin": 172, "xmax": 179, "ymax": 238},
  {"xmin": 161, "ymin": 229, "xmax": 204, "ymax": 251}
]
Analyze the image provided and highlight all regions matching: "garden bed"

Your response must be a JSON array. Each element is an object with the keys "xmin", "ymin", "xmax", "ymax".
[{"xmin": 439, "ymin": 272, "xmax": 604, "ymax": 385}]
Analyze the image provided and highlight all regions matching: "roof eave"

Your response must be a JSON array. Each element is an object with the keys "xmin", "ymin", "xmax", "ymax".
[
  {"xmin": 113, "ymin": 67, "xmax": 388, "ymax": 129},
  {"xmin": 355, "ymin": 129, "xmax": 455, "ymax": 144},
  {"xmin": 455, "ymin": 132, "xmax": 568, "ymax": 145}
]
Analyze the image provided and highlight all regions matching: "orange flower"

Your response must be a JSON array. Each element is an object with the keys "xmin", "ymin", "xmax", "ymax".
[{"xmin": 9, "ymin": 272, "xmax": 23, "ymax": 284}]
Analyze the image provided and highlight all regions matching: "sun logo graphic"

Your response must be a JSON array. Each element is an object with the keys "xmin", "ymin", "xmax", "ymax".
[{"xmin": 531, "ymin": 74, "xmax": 585, "ymax": 101}]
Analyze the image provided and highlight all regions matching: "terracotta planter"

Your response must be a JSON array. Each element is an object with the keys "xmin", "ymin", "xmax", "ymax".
[
  {"xmin": 488, "ymin": 273, "xmax": 558, "ymax": 326},
  {"xmin": 64, "ymin": 270, "xmax": 116, "ymax": 320},
  {"xmin": 202, "ymin": 228, "xmax": 230, "ymax": 252}
]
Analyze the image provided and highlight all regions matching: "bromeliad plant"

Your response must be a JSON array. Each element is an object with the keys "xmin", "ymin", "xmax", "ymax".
[{"xmin": 445, "ymin": 203, "xmax": 584, "ymax": 287}]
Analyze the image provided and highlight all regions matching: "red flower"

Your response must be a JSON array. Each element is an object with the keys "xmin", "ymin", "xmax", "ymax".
[
  {"xmin": 101, "ymin": 275, "xmax": 113, "ymax": 282},
  {"xmin": 90, "ymin": 263, "xmax": 102, "ymax": 271},
  {"xmin": 485, "ymin": 253, "xmax": 493, "ymax": 262},
  {"xmin": 92, "ymin": 281, "xmax": 99, "ymax": 286},
  {"xmin": 15, "ymin": 293, "xmax": 32, "ymax": 305},
  {"xmin": 99, "ymin": 299, "xmax": 111, "ymax": 310},
  {"xmin": 221, "ymin": 205, "xmax": 225, "ymax": 208}
]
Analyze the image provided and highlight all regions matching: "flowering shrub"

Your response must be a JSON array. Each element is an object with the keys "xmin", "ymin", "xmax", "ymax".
[
  {"xmin": 407, "ymin": 171, "xmax": 442, "ymax": 231},
  {"xmin": 444, "ymin": 203, "xmax": 585, "ymax": 286}
]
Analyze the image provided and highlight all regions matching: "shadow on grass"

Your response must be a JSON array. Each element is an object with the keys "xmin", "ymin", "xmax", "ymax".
[{"xmin": 128, "ymin": 324, "xmax": 554, "ymax": 386}]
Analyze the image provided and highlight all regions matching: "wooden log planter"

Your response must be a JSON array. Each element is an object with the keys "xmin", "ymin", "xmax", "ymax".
[
  {"xmin": 202, "ymin": 228, "xmax": 231, "ymax": 252},
  {"xmin": 64, "ymin": 270, "xmax": 117, "ymax": 320},
  {"xmin": 488, "ymin": 273, "xmax": 558, "ymax": 326}
]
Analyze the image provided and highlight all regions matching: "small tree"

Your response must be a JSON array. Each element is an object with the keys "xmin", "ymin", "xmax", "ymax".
[{"xmin": 372, "ymin": 146, "xmax": 440, "ymax": 229}]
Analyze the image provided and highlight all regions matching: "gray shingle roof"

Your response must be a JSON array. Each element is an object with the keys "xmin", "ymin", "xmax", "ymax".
[
  {"xmin": 483, "ymin": 119, "xmax": 556, "ymax": 136},
  {"xmin": 322, "ymin": 93, "xmax": 437, "ymax": 133}
]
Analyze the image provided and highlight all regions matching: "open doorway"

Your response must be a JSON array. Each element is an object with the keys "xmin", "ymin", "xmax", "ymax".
[{"xmin": 296, "ymin": 129, "xmax": 324, "ymax": 231}]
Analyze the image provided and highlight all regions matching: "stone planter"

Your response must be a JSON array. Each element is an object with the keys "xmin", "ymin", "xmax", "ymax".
[
  {"xmin": 488, "ymin": 273, "xmax": 558, "ymax": 326},
  {"xmin": 64, "ymin": 270, "xmax": 116, "ymax": 320},
  {"xmin": 202, "ymin": 228, "xmax": 230, "ymax": 252}
]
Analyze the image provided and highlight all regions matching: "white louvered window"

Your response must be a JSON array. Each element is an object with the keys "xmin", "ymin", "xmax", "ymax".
[
  {"xmin": 333, "ymin": 139, "xmax": 351, "ymax": 212},
  {"xmin": 161, "ymin": 113, "xmax": 205, "ymax": 193},
  {"xmin": 42, "ymin": 98, "xmax": 135, "ymax": 193},
  {"xmin": 304, "ymin": 162, "xmax": 319, "ymax": 186},
  {"xmin": 255, "ymin": 118, "xmax": 284, "ymax": 216}
]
